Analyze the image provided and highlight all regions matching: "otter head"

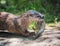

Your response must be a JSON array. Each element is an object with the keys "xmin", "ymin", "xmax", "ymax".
[{"xmin": 21, "ymin": 10, "xmax": 44, "ymax": 38}]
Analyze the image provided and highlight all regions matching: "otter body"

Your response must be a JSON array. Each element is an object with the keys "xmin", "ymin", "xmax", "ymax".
[
  {"xmin": 0, "ymin": 12, "xmax": 29, "ymax": 36},
  {"xmin": 0, "ymin": 10, "xmax": 45, "ymax": 39}
]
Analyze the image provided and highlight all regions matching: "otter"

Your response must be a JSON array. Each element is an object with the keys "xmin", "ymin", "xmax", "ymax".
[{"xmin": 0, "ymin": 10, "xmax": 45, "ymax": 39}]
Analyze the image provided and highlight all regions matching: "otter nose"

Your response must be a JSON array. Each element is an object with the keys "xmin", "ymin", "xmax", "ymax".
[
  {"xmin": 37, "ymin": 15, "xmax": 44, "ymax": 19},
  {"xmin": 41, "ymin": 16, "xmax": 44, "ymax": 19}
]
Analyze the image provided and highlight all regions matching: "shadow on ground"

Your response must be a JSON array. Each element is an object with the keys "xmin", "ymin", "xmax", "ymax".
[{"xmin": 0, "ymin": 30, "xmax": 60, "ymax": 46}]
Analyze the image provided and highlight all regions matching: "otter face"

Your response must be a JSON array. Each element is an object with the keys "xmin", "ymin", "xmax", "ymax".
[{"xmin": 25, "ymin": 10, "xmax": 44, "ymax": 35}]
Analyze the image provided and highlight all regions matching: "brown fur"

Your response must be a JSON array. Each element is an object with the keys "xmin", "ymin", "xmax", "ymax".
[
  {"xmin": 0, "ymin": 12, "xmax": 30, "ymax": 36},
  {"xmin": 0, "ymin": 11, "xmax": 44, "ymax": 38}
]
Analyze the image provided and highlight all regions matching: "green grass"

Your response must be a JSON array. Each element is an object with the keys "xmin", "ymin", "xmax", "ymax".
[
  {"xmin": 46, "ymin": 22, "xmax": 60, "ymax": 30},
  {"xmin": 29, "ymin": 21, "xmax": 35, "ymax": 30}
]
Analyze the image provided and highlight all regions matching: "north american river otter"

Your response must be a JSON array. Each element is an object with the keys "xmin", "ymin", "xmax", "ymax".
[{"xmin": 0, "ymin": 10, "xmax": 45, "ymax": 39}]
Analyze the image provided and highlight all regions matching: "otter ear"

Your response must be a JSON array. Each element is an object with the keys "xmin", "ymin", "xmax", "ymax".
[
  {"xmin": 24, "ymin": 13, "xmax": 29, "ymax": 17},
  {"xmin": 21, "ymin": 13, "xmax": 29, "ymax": 18}
]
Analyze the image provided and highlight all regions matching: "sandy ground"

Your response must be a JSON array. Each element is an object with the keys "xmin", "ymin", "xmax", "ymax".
[
  {"xmin": 0, "ymin": 29, "xmax": 60, "ymax": 46},
  {"xmin": 0, "ymin": 23, "xmax": 60, "ymax": 46}
]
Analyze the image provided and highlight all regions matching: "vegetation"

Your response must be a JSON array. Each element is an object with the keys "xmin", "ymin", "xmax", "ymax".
[
  {"xmin": 0, "ymin": 0, "xmax": 60, "ymax": 23},
  {"xmin": 29, "ymin": 21, "xmax": 35, "ymax": 30}
]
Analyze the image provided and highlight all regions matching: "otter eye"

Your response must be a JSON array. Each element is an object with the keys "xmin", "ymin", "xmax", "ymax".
[
  {"xmin": 37, "ymin": 16, "xmax": 41, "ymax": 18},
  {"xmin": 30, "ymin": 14, "xmax": 33, "ymax": 16},
  {"xmin": 37, "ymin": 16, "xmax": 44, "ymax": 19}
]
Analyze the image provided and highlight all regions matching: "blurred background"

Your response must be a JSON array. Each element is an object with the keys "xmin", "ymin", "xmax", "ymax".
[{"xmin": 0, "ymin": 0, "xmax": 60, "ymax": 23}]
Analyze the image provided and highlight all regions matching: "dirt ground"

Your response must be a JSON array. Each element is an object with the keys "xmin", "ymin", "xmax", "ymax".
[{"xmin": 0, "ymin": 23, "xmax": 60, "ymax": 46}]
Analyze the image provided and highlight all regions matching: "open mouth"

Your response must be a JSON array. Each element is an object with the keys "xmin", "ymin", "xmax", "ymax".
[{"xmin": 27, "ymin": 20, "xmax": 42, "ymax": 34}]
